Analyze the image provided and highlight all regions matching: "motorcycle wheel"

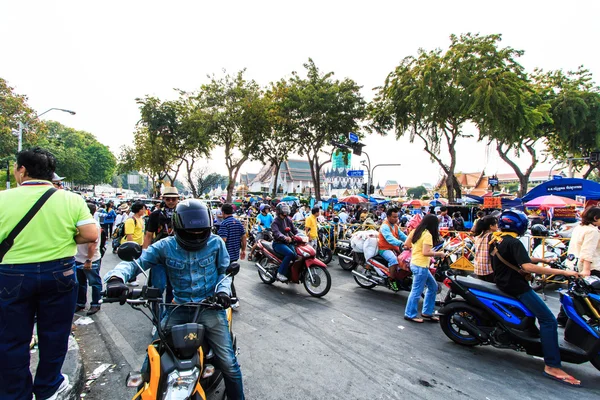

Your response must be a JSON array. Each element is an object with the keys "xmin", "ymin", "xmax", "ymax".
[
  {"xmin": 439, "ymin": 302, "xmax": 486, "ymax": 346},
  {"xmin": 338, "ymin": 251, "xmax": 354, "ymax": 271},
  {"xmin": 353, "ymin": 265, "xmax": 377, "ymax": 289},
  {"xmin": 303, "ymin": 266, "xmax": 332, "ymax": 297},
  {"xmin": 257, "ymin": 258, "xmax": 277, "ymax": 284},
  {"xmin": 317, "ymin": 246, "xmax": 333, "ymax": 265}
]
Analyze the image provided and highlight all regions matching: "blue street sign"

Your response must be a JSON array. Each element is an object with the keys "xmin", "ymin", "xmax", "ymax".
[
  {"xmin": 347, "ymin": 170, "xmax": 364, "ymax": 177},
  {"xmin": 434, "ymin": 192, "xmax": 440, "ymax": 199},
  {"xmin": 348, "ymin": 132, "xmax": 359, "ymax": 143},
  {"xmin": 553, "ymin": 175, "xmax": 563, "ymax": 180}
]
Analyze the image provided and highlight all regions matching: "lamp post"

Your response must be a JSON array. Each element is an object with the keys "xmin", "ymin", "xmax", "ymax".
[
  {"xmin": 5, "ymin": 159, "xmax": 10, "ymax": 190},
  {"xmin": 18, "ymin": 108, "xmax": 76, "ymax": 152},
  {"xmin": 372, "ymin": 163, "xmax": 402, "ymax": 194}
]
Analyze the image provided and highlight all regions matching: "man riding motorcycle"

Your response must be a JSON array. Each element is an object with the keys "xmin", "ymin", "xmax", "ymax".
[
  {"xmin": 104, "ymin": 199, "xmax": 244, "ymax": 399},
  {"xmin": 271, "ymin": 202, "xmax": 299, "ymax": 282},
  {"xmin": 378, "ymin": 207, "xmax": 408, "ymax": 291}
]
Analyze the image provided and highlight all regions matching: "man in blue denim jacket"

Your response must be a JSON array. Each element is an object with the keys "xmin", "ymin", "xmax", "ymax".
[{"xmin": 104, "ymin": 200, "xmax": 244, "ymax": 400}]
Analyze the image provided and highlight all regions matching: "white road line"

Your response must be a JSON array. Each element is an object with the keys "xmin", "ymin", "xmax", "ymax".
[{"xmin": 96, "ymin": 310, "xmax": 145, "ymax": 368}]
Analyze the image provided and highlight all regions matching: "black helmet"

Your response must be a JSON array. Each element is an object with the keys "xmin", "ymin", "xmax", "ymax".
[
  {"xmin": 276, "ymin": 202, "xmax": 290, "ymax": 217},
  {"xmin": 172, "ymin": 199, "xmax": 213, "ymax": 251},
  {"xmin": 530, "ymin": 224, "xmax": 548, "ymax": 237}
]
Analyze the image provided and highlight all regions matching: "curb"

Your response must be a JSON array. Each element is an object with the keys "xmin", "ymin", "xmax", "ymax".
[{"xmin": 30, "ymin": 334, "xmax": 85, "ymax": 400}]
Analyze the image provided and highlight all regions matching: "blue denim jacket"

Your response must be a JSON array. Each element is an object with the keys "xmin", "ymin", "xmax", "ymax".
[{"xmin": 104, "ymin": 234, "xmax": 231, "ymax": 303}]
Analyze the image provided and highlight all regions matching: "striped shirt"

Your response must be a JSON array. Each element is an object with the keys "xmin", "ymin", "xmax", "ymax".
[
  {"xmin": 474, "ymin": 233, "xmax": 493, "ymax": 276},
  {"xmin": 218, "ymin": 216, "xmax": 246, "ymax": 262}
]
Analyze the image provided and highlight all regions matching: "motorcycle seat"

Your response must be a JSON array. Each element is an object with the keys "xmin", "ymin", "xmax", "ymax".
[
  {"xmin": 370, "ymin": 255, "xmax": 389, "ymax": 267},
  {"xmin": 260, "ymin": 240, "xmax": 284, "ymax": 259},
  {"xmin": 456, "ymin": 276, "xmax": 517, "ymax": 300}
]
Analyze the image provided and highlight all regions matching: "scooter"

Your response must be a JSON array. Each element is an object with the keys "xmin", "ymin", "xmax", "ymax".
[
  {"xmin": 438, "ymin": 272, "xmax": 600, "ymax": 372},
  {"xmin": 102, "ymin": 243, "xmax": 240, "ymax": 400},
  {"xmin": 253, "ymin": 230, "xmax": 332, "ymax": 297}
]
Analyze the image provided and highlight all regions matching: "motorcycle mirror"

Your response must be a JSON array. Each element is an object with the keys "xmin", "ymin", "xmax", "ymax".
[
  {"xmin": 226, "ymin": 263, "xmax": 241, "ymax": 277},
  {"xmin": 117, "ymin": 242, "xmax": 143, "ymax": 261}
]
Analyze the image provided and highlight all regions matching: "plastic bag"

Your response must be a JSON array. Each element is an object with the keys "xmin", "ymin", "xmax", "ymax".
[
  {"xmin": 350, "ymin": 230, "xmax": 378, "ymax": 253},
  {"xmin": 363, "ymin": 237, "xmax": 379, "ymax": 260},
  {"xmin": 398, "ymin": 249, "xmax": 412, "ymax": 271}
]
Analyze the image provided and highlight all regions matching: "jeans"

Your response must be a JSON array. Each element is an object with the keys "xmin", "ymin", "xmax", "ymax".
[
  {"xmin": 273, "ymin": 243, "xmax": 296, "ymax": 276},
  {"xmin": 143, "ymin": 307, "xmax": 244, "ymax": 399},
  {"xmin": 0, "ymin": 257, "xmax": 77, "ymax": 400},
  {"xmin": 76, "ymin": 261, "xmax": 102, "ymax": 307},
  {"xmin": 379, "ymin": 250, "xmax": 398, "ymax": 267},
  {"xmin": 404, "ymin": 264, "xmax": 437, "ymax": 318},
  {"xmin": 518, "ymin": 289, "xmax": 561, "ymax": 368}
]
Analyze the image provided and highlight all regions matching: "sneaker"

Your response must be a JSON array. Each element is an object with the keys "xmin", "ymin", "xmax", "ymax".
[
  {"xmin": 276, "ymin": 273, "xmax": 288, "ymax": 282},
  {"xmin": 127, "ymin": 281, "xmax": 139, "ymax": 287},
  {"xmin": 231, "ymin": 301, "xmax": 240, "ymax": 310},
  {"xmin": 45, "ymin": 374, "xmax": 70, "ymax": 400},
  {"xmin": 389, "ymin": 281, "xmax": 399, "ymax": 292},
  {"xmin": 86, "ymin": 306, "xmax": 101, "ymax": 316}
]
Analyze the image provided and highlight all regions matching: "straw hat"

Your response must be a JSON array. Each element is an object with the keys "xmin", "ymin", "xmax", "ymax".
[
  {"xmin": 52, "ymin": 172, "xmax": 65, "ymax": 182},
  {"xmin": 162, "ymin": 187, "xmax": 180, "ymax": 198},
  {"xmin": 118, "ymin": 203, "xmax": 130, "ymax": 212}
]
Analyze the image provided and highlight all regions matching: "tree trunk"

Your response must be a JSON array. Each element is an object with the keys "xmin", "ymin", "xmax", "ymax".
[
  {"xmin": 583, "ymin": 164, "xmax": 597, "ymax": 179},
  {"xmin": 271, "ymin": 160, "xmax": 281, "ymax": 198},
  {"xmin": 497, "ymin": 142, "xmax": 537, "ymax": 198},
  {"xmin": 184, "ymin": 159, "xmax": 198, "ymax": 197}
]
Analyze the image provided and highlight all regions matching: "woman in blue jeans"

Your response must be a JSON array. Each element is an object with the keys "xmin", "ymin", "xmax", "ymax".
[{"xmin": 404, "ymin": 214, "xmax": 445, "ymax": 323}]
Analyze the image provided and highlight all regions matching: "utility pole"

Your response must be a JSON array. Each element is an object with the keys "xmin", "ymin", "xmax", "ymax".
[{"xmin": 5, "ymin": 159, "xmax": 10, "ymax": 190}]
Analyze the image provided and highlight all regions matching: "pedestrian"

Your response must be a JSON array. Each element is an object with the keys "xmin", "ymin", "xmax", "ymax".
[
  {"xmin": 452, "ymin": 211, "xmax": 465, "ymax": 231},
  {"xmin": 218, "ymin": 203, "xmax": 246, "ymax": 309},
  {"xmin": 438, "ymin": 206, "xmax": 453, "ymax": 229},
  {"xmin": 292, "ymin": 207, "xmax": 305, "ymax": 222},
  {"xmin": 472, "ymin": 215, "xmax": 499, "ymax": 282},
  {"xmin": 471, "ymin": 210, "xmax": 485, "ymax": 233},
  {"xmin": 75, "ymin": 202, "xmax": 104, "ymax": 316},
  {"xmin": 0, "ymin": 148, "xmax": 98, "ymax": 400},
  {"xmin": 304, "ymin": 207, "xmax": 320, "ymax": 249},
  {"xmin": 122, "ymin": 201, "xmax": 146, "ymax": 245},
  {"xmin": 403, "ymin": 214, "xmax": 445, "ymax": 323},
  {"xmin": 102, "ymin": 202, "xmax": 117, "ymax": 237},
  {"xmin": 338, "ymin": 207, "xmax": 349, "ymax": 224},
  {"xmin": 51, "ymin": 172, "xmax": 65, "ymax": 189},
  {"xmin": 143, "ymin": 187, "xmax": 179, "ymax": 302}
]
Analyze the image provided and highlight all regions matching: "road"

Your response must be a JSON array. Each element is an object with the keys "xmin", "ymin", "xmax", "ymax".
[{"xmin": 75, "ymin": 251, "xmax": 600, "ymax": 399}]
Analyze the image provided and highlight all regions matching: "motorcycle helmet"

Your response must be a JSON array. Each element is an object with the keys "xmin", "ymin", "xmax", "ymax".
[
  {"xmin": 498, "ymin": 209, "xmax": 529, "ymax": 236},
  {"xmin": 276, "ymin": 202, "xmax": 290, "ymax": 217},
  {"xmin": 530, "ymin": 224, "xmax": 548, "ymax": 237},
  {"xmin": 172, "ymin": 199, "xmax": 213, "ymax": 251},
  {"xmin": 259, "ymin": 204, "xmax": 271, "ymax": 213}
]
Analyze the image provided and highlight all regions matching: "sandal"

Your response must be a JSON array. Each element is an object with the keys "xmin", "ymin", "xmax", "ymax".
[
  {"xmin": 421, "ymin": 314, "xmax": 440, "ymax": 322},
  {"xmin": 404, "ymin": 316, "xmax": 424, "ymax": 323},
  {"xmin": 543, "ymin": 372, "xmax": 581, "ymax": 387}
]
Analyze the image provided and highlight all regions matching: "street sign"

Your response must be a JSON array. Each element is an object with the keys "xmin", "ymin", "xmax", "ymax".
[
  {"xmin": 348, "ymin": 132, "xmax": 359, "ymax": 143},
  {"xmin": 552, "ymin": 175, "xmax": 563, "ymax": 180},
  {"xmin": 434, "ymin": 192, "xmax": 440, "ymax": 199},
  {"xmin": 347, "ymin": 170, "xmax": 364, "ymax": 177}
]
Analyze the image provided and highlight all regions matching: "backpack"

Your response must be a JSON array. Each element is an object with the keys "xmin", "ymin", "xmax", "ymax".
[{"xmin": 112, "ymin": 218, "xmax": 137, "ymax": 247}]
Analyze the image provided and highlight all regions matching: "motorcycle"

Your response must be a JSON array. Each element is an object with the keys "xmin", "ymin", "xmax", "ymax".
[
  {"xmin": 102, "ymin": 244, "xmax": 240, "ymax": 400},
  {"xmin": 350, "ymin": 244, "xmax": 451, "ymax": 305},
  {"xmin": 253, "ymin": 230, "xmax": 332, "ymax": 297},
  {"xmin": 315, "ymin": 225, "xmax": 333, "ymax": 264},
  {"xmin": 336, "ymin": 239, "xmax": 354, "ymax": 270},
  {"xmin": 437, "ymin": 272, "xmax": 600, "ymax": 372}
]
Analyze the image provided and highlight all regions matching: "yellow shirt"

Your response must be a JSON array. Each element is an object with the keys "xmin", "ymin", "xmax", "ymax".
[
  {"xmin": 121, "ymin": 216, "xmax": 144, "ymax": 245},
  {"xmin": 411, "ymin": 230, "xmax": 433, "ymax": 268},
  {"xmin": 305, "ymin": 215, "xmax": 318, "ymax": 240}
]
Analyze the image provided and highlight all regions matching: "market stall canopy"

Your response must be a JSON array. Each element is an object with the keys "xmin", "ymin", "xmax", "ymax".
[
  {"xmin": 429, "ymin": 198, "xmax": 448, "ymax": 207},
  {"xmin": 524, "ymin": 195, "xmax": 583, "ymax": 208},
  {"xmin": 280, "ymin": 195, "xmax": 299, "ymax": 201},
  {"xmin": 522, "ymin": 178, "xmax": 600, "ymax": 202},
  {"xmin": 403, "ymin": 199, "xmax": 424, "ymax": 207}
]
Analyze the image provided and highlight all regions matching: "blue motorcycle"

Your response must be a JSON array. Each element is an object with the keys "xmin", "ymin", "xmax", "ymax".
[{"xmin": 437, "ymin": 273, "xmax": 600, "ymax": 371}]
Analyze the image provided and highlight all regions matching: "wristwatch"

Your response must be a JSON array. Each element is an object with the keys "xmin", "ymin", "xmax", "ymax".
[{"xmin": 85, "ymin": 259, "xmax": 92, "ymax": 263}]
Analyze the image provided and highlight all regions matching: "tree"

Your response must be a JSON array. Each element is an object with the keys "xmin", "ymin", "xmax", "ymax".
[
  {"xmin": 193, "ymin": 70, "xmax": 269, "ymax": 202},
  {"xmin": 272, "ymin": 59, "xmax": 367, "ymax": 200},
  {"xmin": 0, "ymin": 78, "xmax": 37, "ymax": 159},
  {"xmin": 193, "ymin": 166, "xmax": 228, "ymax": 197},
  {"xmin": 407, "ymin": 186, "xmax": 427, "ymax": 199},
  {"xmin": 85, "ymin": 143, "xmax": 116, "ymax": 188},
  {"xmin": 372, "ymin": 33, "xmax": 540, "ymax": 201},
  {"xmin": 540, "ymin": 67, "xmax": 600, "ymax": 178}
]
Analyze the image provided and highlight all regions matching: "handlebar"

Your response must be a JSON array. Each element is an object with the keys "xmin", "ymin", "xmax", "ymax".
[{"xmin": 101, "ymin": 288, "xmax": 226, "ymax": 309}]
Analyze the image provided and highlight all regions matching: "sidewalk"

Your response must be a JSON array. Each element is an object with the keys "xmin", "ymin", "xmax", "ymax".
[{"xmin": 29, "ymin": 324, "xmax": 85, "ymax": 400}]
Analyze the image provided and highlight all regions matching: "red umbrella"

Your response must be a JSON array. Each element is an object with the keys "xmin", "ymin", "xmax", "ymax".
[
  {"xmin": 403, "ymin": 199, "xmax": 423, "ymax": 207},
  {"xmin": 339, "ymin": 195, "xmax": 368, "ymax": 204},
  {"xmin": 524, "ymin": 195, "xmax": 583, "ymax": 208}
]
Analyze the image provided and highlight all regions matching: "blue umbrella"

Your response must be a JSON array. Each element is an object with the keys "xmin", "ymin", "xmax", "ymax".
[{"xmin": 281, "ymin": 195, "xmax": 298, "ymax": 201}]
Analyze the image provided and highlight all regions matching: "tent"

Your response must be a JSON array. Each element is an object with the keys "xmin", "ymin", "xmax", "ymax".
[{"xmin": 522, "ymin": 178, "xmax": 600, "ymax": 202}]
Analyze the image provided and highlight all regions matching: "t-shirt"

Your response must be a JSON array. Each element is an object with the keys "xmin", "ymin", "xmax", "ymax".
[
  {"xmin": 292, "ymin": 211, "xmax": 305, "ymax": 221},
  {"xmin": 0, "ymin": 182, "xmax": 95, "ymax": 264},
  {"xmin": 121, "ymin": 216, "xmax": 144, "ymax": 245},
  {"xmin": 75, "ymin": 222, "xmax": 102, "ymax": 263},
  {"xmin": 256, "ymin": 212, "xmax": 274, "ymax": 232},
  {"xmin": 218, "ymin": 216, "xmax": 245, "ymax": 262},
  {"xmin": 411, "ymin": 230, "xmax": 433, "ymax": 268},
  {"xmin": 305, "ymin": 214, "xmax": 318, "ymax": 240},
  {"xmin": 491, "ymin": 235, "xmax": 532, "ymax": 297}
]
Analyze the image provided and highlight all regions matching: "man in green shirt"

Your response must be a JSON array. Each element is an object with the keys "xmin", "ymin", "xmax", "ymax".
[{"xmin": 0, "ymin": 148, "xmax": 97, "ymax": 400}]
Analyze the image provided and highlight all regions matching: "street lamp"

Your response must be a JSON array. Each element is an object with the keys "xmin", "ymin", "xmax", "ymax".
[{"xmin": 18, "ymin": 108, "xmax": 76, "ymax": 152}]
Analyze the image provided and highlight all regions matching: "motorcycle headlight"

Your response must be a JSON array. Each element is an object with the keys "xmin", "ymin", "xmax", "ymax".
[{"xmin": 163, "ymin": 367, "xmax": 200, "ymax": 400}]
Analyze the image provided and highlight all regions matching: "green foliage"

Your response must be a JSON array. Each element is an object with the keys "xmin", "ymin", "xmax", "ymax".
[
  {"xmin": 270, "ymin": 59, "xmax": 367, "ymax": 200},
  {"xmin": 194, "ymin": 168, "xmax": 228, "ymax": 196},
  {"xmin": 193, "ymin": 70, "xmax": 270, "ymax": 202},
  {"xmin": 407, "ymin": 185, "xmax": 427, "ymax": 199},
  {"xmin": 0, "ymin": 78, "xmax": 38, "ymax": 159}
]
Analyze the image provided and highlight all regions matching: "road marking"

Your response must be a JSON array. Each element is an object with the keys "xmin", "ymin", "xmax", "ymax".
[{"xmin": 96, "ymin": 311, "xmax": 145, "ymax": 368}]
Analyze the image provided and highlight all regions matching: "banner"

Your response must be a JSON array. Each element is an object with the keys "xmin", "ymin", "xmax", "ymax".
[{"xmin": 483, "ymin": 197, "xmax": 502, "ymax": 209}]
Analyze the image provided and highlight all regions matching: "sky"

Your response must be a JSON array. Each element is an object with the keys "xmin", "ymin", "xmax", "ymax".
[{"xmin": 2, "ymin": 1, "xmax": 599, "ymax": 188}]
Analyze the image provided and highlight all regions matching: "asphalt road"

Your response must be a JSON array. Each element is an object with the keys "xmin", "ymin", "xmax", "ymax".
[{"xmin": 75, "ymin": 251, "xmax": 600, "ymax": 400}]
